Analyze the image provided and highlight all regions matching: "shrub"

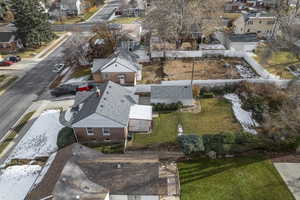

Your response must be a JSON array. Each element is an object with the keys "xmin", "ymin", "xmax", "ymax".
[
  {"xmin": 152, "ymin": 101, "xmax": 183, "ymax": 111},
  {"xmin": 177, "ymin": 135, "xmax": 205, "ymax": 155},
  {"xmin": 57, "ymin": 127, "xmax": 76, "ymax": 149}
]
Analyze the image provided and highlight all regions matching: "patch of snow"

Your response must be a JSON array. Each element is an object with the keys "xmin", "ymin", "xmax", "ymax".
[
  {"xmin": 224, "ymin": 93, "xmax": 259, "ymax": 134},
  {"xmin": 235, "ymin": 64, "xmax": 259, "ymax": 79},
  {"xmin": 0, "ymin": 165, "xmax": 41, "ymax": 200},
  {"xmin": 31, "ymin": 152, "xmax": 57, "ymax": 188},
  {"xmin": 6, "ymin": 110, "xmax": 63, "ymax": 162},
  {"xmin": 64, "ymin": 108, "xmax": 73, "ymax": 121},
  {"xmin": 65, "ymin": 75, "xmax": 90, "ymax": 84}
]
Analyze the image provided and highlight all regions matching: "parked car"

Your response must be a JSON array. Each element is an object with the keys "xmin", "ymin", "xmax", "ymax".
[
  {"xmin": 5, "ymin": 55, "xmax": 21, "ymax": 62},
  {"xmin": 52, "ymin": 63, "xmax": 65, "ymax": 73},
  {"xmin": 0, "ymin": 60, "xmax": 14, "ymax": 66},
  {"xmin": 50, "ymin": 84, "xmax": 77, "ymax": 97},
  {"xmin": 76, "ymin": 84, "xmax": 94, "ymax": 92}
]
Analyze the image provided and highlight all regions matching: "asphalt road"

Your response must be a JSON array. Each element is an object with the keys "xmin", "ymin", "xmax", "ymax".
[{"xmin": 0, "ymin": 41, "xmax": 66, "ymax": 140}]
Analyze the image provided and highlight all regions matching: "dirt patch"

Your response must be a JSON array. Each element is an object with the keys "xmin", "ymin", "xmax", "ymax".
[{"xmin": 141, "ymin": 58, "xmax": 258, "ymax": 83}]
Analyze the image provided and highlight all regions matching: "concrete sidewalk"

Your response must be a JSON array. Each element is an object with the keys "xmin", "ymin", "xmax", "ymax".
[{"xmin": 274, "ymin": 163, "xmax": 300, "ymax": 200}]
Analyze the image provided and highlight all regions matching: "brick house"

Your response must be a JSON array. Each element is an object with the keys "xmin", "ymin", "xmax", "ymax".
[
  {"xmin": 92, "ymin": 49, "xmax": 142, "ymax": 86},
  {"xmin": 61, "ymin": 81, "xmax": 152, "ymax": 144},
  {"xmin": 0, "ymin": 32, "xmax": 23, "ymax": 53},
  {"xmin": 233, "ymin": 12, "xmax": 276, "ymax": 38}
]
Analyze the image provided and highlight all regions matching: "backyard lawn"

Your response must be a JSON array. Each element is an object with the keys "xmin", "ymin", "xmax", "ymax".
[
  {"xmin": 178, "ymin": 157, "xmax": 294, "ymax": 200},
  {"xmin": 133, "ymin": 98, "xmax": 242, "ymax": 147},
  {"xmin": 254, "ymin": 47, "xmax": 299, "ymax": 79}
]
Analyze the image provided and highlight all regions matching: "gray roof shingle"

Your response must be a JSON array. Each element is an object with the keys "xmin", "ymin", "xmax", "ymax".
[
  {"xmin": 92, "ymin": 49, "xmax": 140, "ymax": 73},
  {"xmin": 71, "ymin": 81, "xmax": 138, "ymax": 127},
  {"xmin": 0, "ymin": 32, "xmax": 14, "ymax": 43},
  {"xmin": 151, "ymin": 85, "xmax": 193, "ymax": 101}
]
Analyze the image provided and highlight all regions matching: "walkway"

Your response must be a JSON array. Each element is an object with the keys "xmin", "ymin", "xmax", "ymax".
[{"xmin": 274, "ymin": 162, "xmax": 300, "ymax": 200}]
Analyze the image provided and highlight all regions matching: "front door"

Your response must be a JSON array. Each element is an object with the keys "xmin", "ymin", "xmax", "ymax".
[{"xmin": 118, "ymin": 74, "xmax": 125, "ymax": 85}]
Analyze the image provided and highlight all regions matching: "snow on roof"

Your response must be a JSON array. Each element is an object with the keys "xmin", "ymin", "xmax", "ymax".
[
  {"xmin": 6, "ymin": 110, "xmax": 63, "ymax": 163},
  {"xmin": 0, "ymin": 165, "xmax": 41, "ymax": 200},
  {"xmin": 129, "ymin": 104, "xmax": 152, "ymax": 120}
]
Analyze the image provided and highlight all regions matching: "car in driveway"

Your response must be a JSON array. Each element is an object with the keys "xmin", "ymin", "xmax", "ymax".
[
  {"xmin": 5, "ymin": 55, "xmax": 21, "ymax": 62},
  {"xmin": 50, "ymin": 84, "xmax": 77, "ymax": 97},
  {"xmin": 0, "ymin": 60, "xmax": 14, "ymax": 66},
  {"xmin": 52, "ymin": 63, "xmax": 65, "ymax": 73}
]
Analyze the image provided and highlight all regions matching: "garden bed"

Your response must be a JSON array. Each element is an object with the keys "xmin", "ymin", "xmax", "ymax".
[{"xmin": 141, "ymin": 58, "xmax": 259, "ymax": 83}]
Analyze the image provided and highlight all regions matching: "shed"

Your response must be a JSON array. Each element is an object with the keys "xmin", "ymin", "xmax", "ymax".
[
  {"xmin": 129, "ymin": 104, "xmax": 152, "ymax": 132},
  {"xmin": 150, "ymin": 85, "xmax": 193, "ymax": 106},
  {"xmin": 225, "ymin": 33, "xmax": 259, "ymax": 52}
]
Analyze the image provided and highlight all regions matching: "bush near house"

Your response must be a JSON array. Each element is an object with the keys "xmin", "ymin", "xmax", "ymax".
[
  {"xmin": 152, "ymin": 101, "xmax": 183, "ymax": 112},
  {"xmin": 177, "ymin": 135, "xmax": 205, "ymax": 155},
  {"xmin": 57, "ymin": 127, "xmax": 76, "ymax": 149}
]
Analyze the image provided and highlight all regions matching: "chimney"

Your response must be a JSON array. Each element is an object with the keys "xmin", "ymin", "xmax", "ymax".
[{"xmin": 96, "ymin": 87, "xmax": 101, "ymax": 97}]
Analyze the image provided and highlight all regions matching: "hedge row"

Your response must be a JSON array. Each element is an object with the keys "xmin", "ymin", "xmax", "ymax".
[
  {"xmin": 177, "ymin": 132, "xmax": 298, "ymax": 155},
  {"xmin": 152, "ymin": 101, "xmax": 183, "ymax": 111}
]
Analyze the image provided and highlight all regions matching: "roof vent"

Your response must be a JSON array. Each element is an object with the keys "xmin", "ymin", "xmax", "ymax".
[
  {"xmin": 96, "ymin": 87, "xmax": 101, "ymax": 97},
  {"xmin": 100, "ymin": 105, "xmax": 104, "ymax": 108}
]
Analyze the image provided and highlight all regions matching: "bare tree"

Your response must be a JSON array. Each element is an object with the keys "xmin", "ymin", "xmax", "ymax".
[
  {"xmin": 143, "ymin": 0, "xmax": 225, "ymax": 50},
  {"xmin": 63, "ymin": 32, "xmax": 90, "ymax": 67},
  {"xmin": 265, "ymin": 0, "xmax": 300, "ymax": 61}
]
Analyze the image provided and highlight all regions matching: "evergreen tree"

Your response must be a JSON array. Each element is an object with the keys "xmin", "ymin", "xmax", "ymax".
[{"xmin": 11, "ymin": 0, "xmax": 56, "ymax": 48}]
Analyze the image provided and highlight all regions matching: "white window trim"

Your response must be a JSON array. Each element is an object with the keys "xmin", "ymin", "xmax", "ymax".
[
  {"xmin": 86, "ymin": 128, "xmax": 94, "ymax": 136},
  {"xmin": 102, "ymin": 128, "xmax": 110, "ymax": 136}
]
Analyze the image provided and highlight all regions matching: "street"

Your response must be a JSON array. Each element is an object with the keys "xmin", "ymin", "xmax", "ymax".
[{"xmin": 0, "ymin": 42, "xmax": 66, "ymax": 140}]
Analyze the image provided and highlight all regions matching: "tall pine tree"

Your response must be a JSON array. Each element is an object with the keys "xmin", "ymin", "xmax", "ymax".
[{"xmin": 11, "ymin": 0, "xmax": 56, "ymax": 48}]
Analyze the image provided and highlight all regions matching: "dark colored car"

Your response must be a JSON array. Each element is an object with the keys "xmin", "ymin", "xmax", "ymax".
[
  {"xmin": 5, "ymin": 55, "xmax": 21, "ymax": 63},
  {"xmin": 50, "ymin": 85, "xmax": 77, "ymax": 97},
  {"xmin": 0, "ymin": 60, "xmax": 14, "ymax": 66}
]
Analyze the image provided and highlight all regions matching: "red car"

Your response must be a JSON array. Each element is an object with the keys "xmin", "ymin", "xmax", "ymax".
[
  {"xmin": 0, "ymin": 60, "xmax": 14, "ymax": 66},
  {"xmin": 76, "ymin": 84, "xmax": 93, "ymax": 92}
]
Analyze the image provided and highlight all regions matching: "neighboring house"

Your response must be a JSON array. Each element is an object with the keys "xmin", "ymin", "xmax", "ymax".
[
  {"xmin": 263, "ymin": 0, "xmax": 280, "ymax": 8},
  {"xmin": 151, "ymin": 85, "xmax": 194, "ymax": 106},
  {"xmin": 61, "ymin": 81, "xmax": 152, "ymax": 144},
  {"xmin": 0, "ymin": 31, "xmax": 22, "ymax": 53},
  {"xmin": 225, "ymin": 33, "xmax": 259, "ymax": 51},
  {"xmin": 60, "ymin": 0, "xmax": 86, "ymax": 16},
  {"xmin": 26, "ymin": 143, "xmax": 180, "ymax": 200},
  {"xmin": 122, "ymin": 0, "xmax": 146, "ymax": 17},
  {"xmin": 233, "ymin": 12, "xmax": 276, "ymax": 38},
  {"xmin": 92, "ymin": 49, "xmax": 142, "ymax": 86},
  {"xmin": 119, "ymin": 24, "xmax": 142, "ymax": 51}
]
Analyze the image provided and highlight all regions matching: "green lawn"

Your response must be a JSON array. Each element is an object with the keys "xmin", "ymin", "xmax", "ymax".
[
  {"xmin": 254, "ymin": 47, "xmax": 299, "ymax": 79},
  {"xmin": 178, "ymin": 157, "xmax": 295, "ymax": 200},
  {"xmin": 133, "ymin": 98, "xmax": 242, "ymax": 147},
  {"xmin": 70, "ymin": 67, "xmax": 92, "ymax": 78}
]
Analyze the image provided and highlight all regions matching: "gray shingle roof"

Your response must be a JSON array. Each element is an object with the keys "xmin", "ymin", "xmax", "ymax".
[
  {"xmin": 71, "ymin": 81, "xmax": 138, "ymax": 127},
  {"xmin": 228, "ymin": 33, "xmax": 259, "ymax": 43},
  {"xmin": 151, "ymin": 85, "xmax": 193, "ymax": 100},
  {"xmin": 92, "ymin": 49, "xmax": 140, "ymax": 73},
  {"xmin": 0, "ymin": 32, "xmax": 14, "ymax": 43},
  {"xmin": 26, "ymin": 144, "xmax": 165, "ymax": 199}
]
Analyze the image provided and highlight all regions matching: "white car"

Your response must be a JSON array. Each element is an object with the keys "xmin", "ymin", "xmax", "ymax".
[{"xmin": 52, "ymin": 63, "xmax": 65, "ymax": 73}]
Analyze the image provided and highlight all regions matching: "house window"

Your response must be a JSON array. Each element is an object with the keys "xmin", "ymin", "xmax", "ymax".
[
  {"xmin": 247, "ymin": 29, "xmax": 250, "ymax": 32},
  {"xmin": 103, "ymin": 128, "xmax": 110, "ymax": 136},
  {"xmin": 86, "ymin": 128, "xmax": 94, "ymax": 136}
]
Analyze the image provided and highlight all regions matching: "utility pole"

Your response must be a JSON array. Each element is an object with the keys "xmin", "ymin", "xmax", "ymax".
[{"xmin": 191, "ymin": 57, "xmax": 195, "ymax": 86}]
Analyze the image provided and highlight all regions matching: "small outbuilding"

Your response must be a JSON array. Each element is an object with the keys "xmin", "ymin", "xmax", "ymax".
[
  {"xmin": 150, "ymin": 85, "xmax": 194, "ymax": 106},
  {"xmin": 225, "ymin": 33, "xmax": 259, "ymax": 52}
]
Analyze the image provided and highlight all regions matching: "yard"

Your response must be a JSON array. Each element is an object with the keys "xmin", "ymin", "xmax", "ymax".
[
  {"xmin": 254, "ymin": 47, "xmax": 300, "ymax": 79},
  {"xmin": 178, "ymin": 157, "xmax": 294, "ymax": 200},
  {"xmin": 132, "ymin": 98, "xmax": 242, "ymax": 148},
  {"xmin": 110, "ymin": 17, "xmax": 142, "ymax": 24},
  {"xmin": 141, "ymin": 58, "xmax": 257, "ymax": 83}
]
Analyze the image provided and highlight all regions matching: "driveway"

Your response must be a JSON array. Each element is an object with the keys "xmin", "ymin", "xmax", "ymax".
[{"xmin": 274, "ymin": 163, "xmax": 300, "ymax": 200}]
